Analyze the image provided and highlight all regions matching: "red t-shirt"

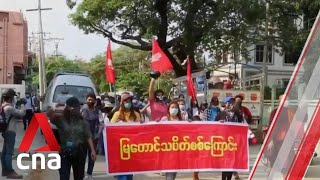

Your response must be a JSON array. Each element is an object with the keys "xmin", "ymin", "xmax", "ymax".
[
  {"xmin": 223, "ymin": 80, "xmax": 233, "ymax": 89},
  {"xmin": 149, "ymin": 99, "xmax": 168, "ymax": 122}
]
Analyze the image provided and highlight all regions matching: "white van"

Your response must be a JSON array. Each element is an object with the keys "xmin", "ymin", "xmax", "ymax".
[{"xmin": 43, "ymin": 72, "xmax": 98, "ymax": 112}]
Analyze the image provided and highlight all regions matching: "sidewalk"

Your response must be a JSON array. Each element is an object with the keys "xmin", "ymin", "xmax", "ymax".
[{"xmin": 0, "ymin": 120, "xmax": 264, "ymax": 179}]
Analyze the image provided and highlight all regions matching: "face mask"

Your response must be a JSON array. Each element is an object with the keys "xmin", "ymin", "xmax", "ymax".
[
  {"xmin": 157, "ymin": 96, "xmax": 164, "ymax": 101},
  {"xmin": 26, "ymin": 95, "xmax": 30, "ymax": 98},
  {"xmin": 179, "ymin": 105, "xmax": 186, "ymax": 111},
  {"xmin": 132, "ymin": 100, "xmax": 138, "ymax": 104},
  {"xmin": 87, "ymin": 102, "xmax": 95, "ymax": 107},
  {"xmin": 124, "ymin": 102, "xmax": 132, "ymax": 109},
  {"xmin": 170, "ymin": 108, "xmax": 179, "ymax": 116},
  {"xmin": 221, "ymin": 107, "xmax": 226, "ymax": 111}
]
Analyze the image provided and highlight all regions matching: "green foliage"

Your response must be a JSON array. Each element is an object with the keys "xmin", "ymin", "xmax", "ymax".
[
  {"xmin": 67, "ymin": 0, "xmax": 270, "ymax": 76},
  {"xmin": 30, "ymin": 56, "xmax": 84, "ymax": 87},
  {"xmin": 86, "ymin": 46, "xmax": 172, "ymax": 94}
]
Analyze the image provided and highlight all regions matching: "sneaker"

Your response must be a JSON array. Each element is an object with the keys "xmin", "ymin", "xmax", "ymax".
[
  {"xmin": 6, "ymin": 171, "xmax": 23, "ymax": 179},
  {"xmin": 85, "ymin": 174, "xmax": 93, "ymax": 180}
]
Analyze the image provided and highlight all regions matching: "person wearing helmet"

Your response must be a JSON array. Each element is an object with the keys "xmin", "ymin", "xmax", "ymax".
[{"xmin": 1, "ymin": 89, "xmax": 26, "ymax": 179}]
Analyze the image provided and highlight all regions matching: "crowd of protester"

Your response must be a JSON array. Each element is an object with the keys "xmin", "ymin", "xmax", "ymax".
[{"xmin": 0, "ymin": 72, "xmax": 259, "ymax": 180}]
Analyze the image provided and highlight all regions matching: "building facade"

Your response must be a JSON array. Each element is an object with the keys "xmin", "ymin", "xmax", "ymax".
[
  {"xmin": 0, "ymin": 11, "xmax": 28, "ymax": 85},
  {"xmin": 213, "ymin": 43, "xmax": 296, "ymax": 90}
]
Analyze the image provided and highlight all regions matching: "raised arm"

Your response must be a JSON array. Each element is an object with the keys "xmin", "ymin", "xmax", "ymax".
[{"xmin": 149, "ymin": 78, "xmax": 156, "ymax": 100}]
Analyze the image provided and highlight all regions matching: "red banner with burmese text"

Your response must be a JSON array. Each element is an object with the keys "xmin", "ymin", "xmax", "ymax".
[{"xmin": 104, "ymin": 121, "xmax": 249, "ymax": 175}]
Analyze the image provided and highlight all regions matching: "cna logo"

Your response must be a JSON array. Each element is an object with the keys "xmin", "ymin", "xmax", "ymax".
[{"xmin": 17, "ymin": 113, "xmax": 61, "ymax": 170}]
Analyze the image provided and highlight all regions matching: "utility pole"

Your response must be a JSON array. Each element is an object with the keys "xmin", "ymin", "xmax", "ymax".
[
  {"xmin": 48, "ymin": 37, "xmax": 64, "ymax": 60},
  {"xmin": 27, "ymin": 0, "xmax": 52, "ymax": 111},
  {"xmin": 260, "ymin": 1, "xmax": 269, "ymax": 125}
]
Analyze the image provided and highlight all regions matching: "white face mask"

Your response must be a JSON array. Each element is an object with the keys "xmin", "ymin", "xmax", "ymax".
[{"xmin": 179, "ymin": 105, "xmax": 186, "ymax": 111}]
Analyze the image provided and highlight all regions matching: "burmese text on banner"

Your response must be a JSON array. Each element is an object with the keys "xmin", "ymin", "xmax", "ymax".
[{"xmin": 104, "ymin": 121, "xmax": 249, "ymax": 175}]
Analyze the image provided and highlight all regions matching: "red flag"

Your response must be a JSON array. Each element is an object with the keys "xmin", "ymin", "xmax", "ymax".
[
  {"xmin": 106, "ymin": 39, "xmax": 115, "ymax": 84},
  {"xmin": 187, "ymin": 56, "xmax": 197, "ymax": 102},
  {"xmin": 151, "ymin": 40, "xmax": 173, "ymax": 73}
]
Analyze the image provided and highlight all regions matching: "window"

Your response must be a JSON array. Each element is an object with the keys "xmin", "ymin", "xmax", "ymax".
[
  {"xmin": 283, "ymin": 79, "xmax": 290, "ymax": 88},
  {"xmin": 255, "ymin": 45, "xmax": 273, "ymax": 64},
  {"xmin": 284, "ymin": 52, "xmax": 299, "ymax": 65},
  {"xmin": 53, "ymin": 85, "xmax": 94, "ymax": 104}
]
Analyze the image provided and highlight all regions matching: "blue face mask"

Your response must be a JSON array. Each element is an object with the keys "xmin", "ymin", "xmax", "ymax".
[
  {"xmin": 124, "ymin": 102, "xmax": 132, "ymax": 109},
  {"xmin": 170, "ymin": 108, "xmax": 179, "ymax": 116}
]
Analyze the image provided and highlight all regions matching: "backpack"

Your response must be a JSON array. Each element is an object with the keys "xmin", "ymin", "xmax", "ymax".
[{"xmin": 0, "ymin": 105, "xmax": 13, "ymax": 133}]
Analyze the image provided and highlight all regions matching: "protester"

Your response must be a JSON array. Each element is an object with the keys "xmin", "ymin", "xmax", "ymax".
[
  {"xmin": 111, "ymin": 92, "xmax": 141, "ymax": 124},
  {"xmin": 107, "ymin": 95, "xmax": 121, "ymax": 120},
  {"xmin": 265, "ymin": 94, "xmax": 304, "ymax": 175},
  {"xmin": 13, "ymin": 92, "xmax": 21, "ymax": 109},
  {"xmin": 32, "ymin": 93, "xmax": 40, "ymax": 113},
  {"xmin": 23, "ymin": 92, "xmax": 35, "ymax": 130},
  {"xmin": 148, "ymin": 77, "xmax": 169, "ymax": 121},
  {"xmin": 178, "ymin": 99, "xmax": 189, "ymax": 121},
  {"xmin": 178, "ymin": 94, "xmax": 185, "ymax": 100},
  {"xmin": 160, "ymin": 101, "xmax": 182, "ymax": 180},
  {"xmin": 140, "ymin": 102, "xmax": 152, "ymax": 122},
  {"xmin": 234, "ymin": 95, "xmax": 252, "ymax": 124},
  {"xmin": 97, "ymin": 101, "xmax": 114, "ymax": 155},
  {"xmin": 81, "ymin": 93, "xmax": 103, "ymax": 180},
  {"xmin": 223, "ymin": 76, "xmax": 234, "ymax": 89},
  {"xmin": 188, "ymin": 101, "xmax": 198, "ymax": 118},
  {"xmin": 198, "ymin": 103, "xmax": 207, "ymax": 120},
  {"xmin": 95, "ymin": 98, "xmax": 103, "ymax": 112},
  {"xmin": 204, "ymin": 96, "xmax": 220, "ymax": 121},
  {"xmin": 216, "ymin": 101, "xmax": 243, "ymax": 180},
  {"xmin": 111, "ymin": 93, "xmax": 140, "ymax": 180},
  {"xmin": 1, "ymin": 89, "xmax": 25, "ymax": 179},
  {"xmin": 47, "ymin": 97, "xmax": 96, "ymax": 180}
]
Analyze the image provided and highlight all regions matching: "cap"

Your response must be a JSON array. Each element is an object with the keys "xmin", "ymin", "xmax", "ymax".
[
  {"xmin": 2, "ymin": 89, "xmax": 17, "ymax": 97},
  {"xmin": 223, "ymin": 96, "xmax": 234, "ymax": 103},
  {"xmin": 121, "ymin": 93, "xmax": 132, "ymax": 101},
  {"xmin": 66, "ymin": 97, "xmax": 80, "ymax": 107}
]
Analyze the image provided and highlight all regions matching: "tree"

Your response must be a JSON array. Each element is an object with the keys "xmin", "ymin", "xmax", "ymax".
[
  {"xmin": 67, "ymin": 0, "xmax": 266, "ymax": 76},
  {"xmin": 29, "ymin": 56, "xmax": 84, "ymax": 87},
  {"xmin": 87, "ymin": 46, "xmax": 173, "ymax": 94}
]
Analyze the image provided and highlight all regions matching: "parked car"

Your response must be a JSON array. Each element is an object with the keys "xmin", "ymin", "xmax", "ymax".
[{"xmin": 43, "ymin": 71, "xmax": 98, "ymax": 113}]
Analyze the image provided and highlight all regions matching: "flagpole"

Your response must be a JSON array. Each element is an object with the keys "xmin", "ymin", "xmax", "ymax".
[
  {"xmin": 113, "ymin": 84, "xmax": 117, "ymax": 107},
  {"xmin": 157, "ymin": 78, "xmax": 160, "ymax": 90},
  {"xmin": 109, "ymin": 83, "xmax": 112, "ymax": 93}
]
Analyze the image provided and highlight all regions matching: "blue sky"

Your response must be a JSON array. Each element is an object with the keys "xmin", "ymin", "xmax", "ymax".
[{"xmin": 0, "ymin": 0, "xmax": 120, "ymax": 61}]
